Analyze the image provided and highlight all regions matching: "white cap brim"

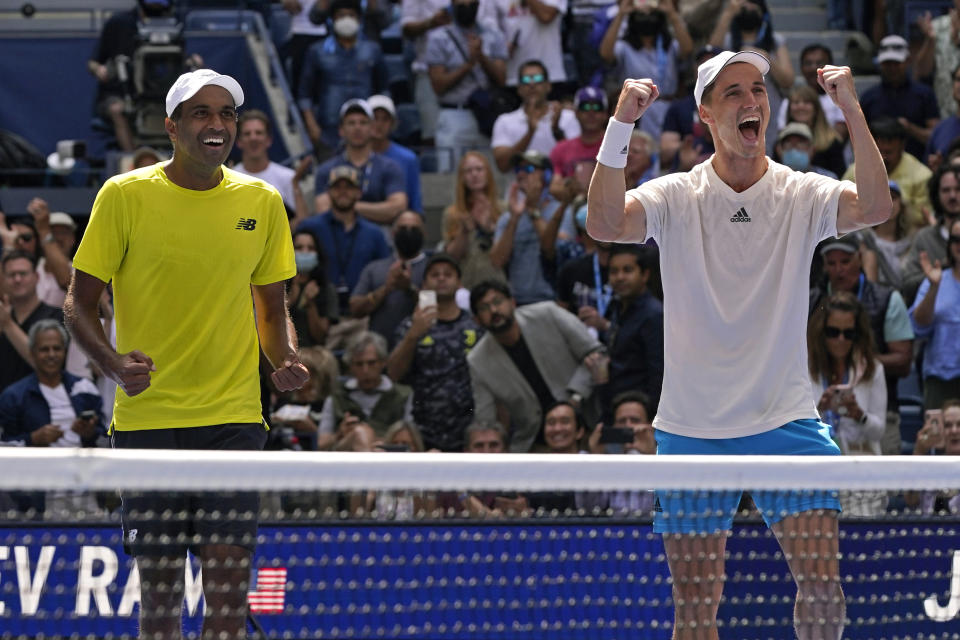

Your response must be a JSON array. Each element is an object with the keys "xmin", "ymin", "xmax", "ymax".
[
  {"xmin": 694, "ymin": 50, "xmax": 770, "ymax": 107},
  {"xmin": 165, "ymin": 70, "xmax": 244, "ymax": 117}
]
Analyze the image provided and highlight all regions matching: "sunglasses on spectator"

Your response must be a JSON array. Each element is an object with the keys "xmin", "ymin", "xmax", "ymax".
[
  {"xmin": 825, "ymin": 326, "xmax": 857, "ymax": 340},
  {"xmin": 17, "ymin": 232, "xmax": 34, "ymax": 242},
  {"xmin": 514, "ymin": 164, "xmax": 541, "ymax": 174},
  {"xmin": 578, "ymin": 102, "xmax": 604, "ymax": 112},
  {"xmin": 520, "ymin": 73, "xmax": 546, "ymax": 85},
  {"xmin": 949, "ymin": 234, "xmax": 960, "ymax": 244}
]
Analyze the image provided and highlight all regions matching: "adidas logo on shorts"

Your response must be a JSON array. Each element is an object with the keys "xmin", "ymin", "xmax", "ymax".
[{"xmin": 730, "ymin": 207, "xmax": 751, "ymax": 222}]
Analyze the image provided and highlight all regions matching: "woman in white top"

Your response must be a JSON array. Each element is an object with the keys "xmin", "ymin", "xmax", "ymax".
[{"xmin": 808, "ymin": 291, "xmax": 888, "ymax": 516}]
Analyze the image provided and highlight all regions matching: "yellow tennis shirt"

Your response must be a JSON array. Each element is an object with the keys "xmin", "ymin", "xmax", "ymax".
[{"xmin": 72, "ymin": 164, "xmax": 295, "ymax": 431}]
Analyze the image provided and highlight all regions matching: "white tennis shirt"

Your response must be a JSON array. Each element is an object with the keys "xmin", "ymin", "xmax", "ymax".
[{"xmin": 628, "ymin": 158, "xmax": 852, "ymax": 439}]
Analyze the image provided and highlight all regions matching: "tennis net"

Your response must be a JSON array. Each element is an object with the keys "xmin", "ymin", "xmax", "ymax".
[{"xmin": 0, "ymin": 450, "xmax": 957, "ymax": 639}]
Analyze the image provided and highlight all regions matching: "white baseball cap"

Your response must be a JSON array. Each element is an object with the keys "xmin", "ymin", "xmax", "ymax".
[
  {"xmin": 165, "ymin": 69, "xmax": 244, "ymax": 117},
  {"xmin": 876, "ymin": 35, "xmax": 908, "ymax": 64},
  {"xmin": 367, "ymin": 94, "xmax": 396, "ymax": 118},
  {"xmin": 694, "ymin": 50, "xmax": 770, "ymax": 106}
]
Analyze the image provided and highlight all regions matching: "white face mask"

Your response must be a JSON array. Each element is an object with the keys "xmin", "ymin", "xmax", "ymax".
[{"xmin": 334, "ymin": 16, "xmax": 360, "ymax": 38}]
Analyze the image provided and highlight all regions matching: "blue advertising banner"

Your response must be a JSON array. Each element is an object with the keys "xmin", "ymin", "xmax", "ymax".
[{"xmin": 0, "ymin": 520, "xmax": 957, "ymax": 638}]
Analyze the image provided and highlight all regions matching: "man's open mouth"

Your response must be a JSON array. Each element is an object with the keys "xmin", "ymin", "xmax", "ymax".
[{"xmin": 738, "ymin": 116, "xmax": 761, "ymax": 141}]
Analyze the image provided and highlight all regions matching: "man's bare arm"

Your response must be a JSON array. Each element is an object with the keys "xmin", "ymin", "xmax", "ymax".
[
  {"xmin": 586, "ymin": 78, "xmax": 658, "ymax": 243},
  {"xmin": 65, "ymin": 270, "xmax": 155, "ymax": 397}
]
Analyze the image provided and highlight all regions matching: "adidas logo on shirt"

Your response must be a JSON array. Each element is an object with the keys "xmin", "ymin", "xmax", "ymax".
[{"xmin": 730, "ymin": 207, "xmax": 751, "ymax": 223}]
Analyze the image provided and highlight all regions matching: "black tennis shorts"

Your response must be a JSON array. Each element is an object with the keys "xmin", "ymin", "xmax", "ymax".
[{"xmin": 111, "ymin": 423, "xmax": 268, "ymax": 557}]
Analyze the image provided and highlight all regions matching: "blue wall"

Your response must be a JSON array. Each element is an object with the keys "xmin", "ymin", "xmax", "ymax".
[
  {"xmin": 0, "ymin": 33, "xmax": 289, "ymax": 162},
  {"xmin": 1, "ymin": 520, "xmax": 957, "ymax": 638}
]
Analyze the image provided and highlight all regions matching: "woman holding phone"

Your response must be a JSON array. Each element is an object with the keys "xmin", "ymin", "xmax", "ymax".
[{"xmin": 808, "ymin": 292, "xmax": 888, "ymax": 515}]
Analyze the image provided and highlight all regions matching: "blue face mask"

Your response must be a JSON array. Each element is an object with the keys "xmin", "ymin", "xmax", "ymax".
[
  {"xmin": 295, "ymin": 251, "xmax": 319, "ymax": 273},
  {"xmin": 782, "ymin": 148, "xmax": 810, "ymax": 172}
]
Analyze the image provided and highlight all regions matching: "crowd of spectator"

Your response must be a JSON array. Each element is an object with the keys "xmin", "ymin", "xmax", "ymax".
[{"xmin": 2, "ymin": 0, "xmax": 960, "ymax": 520}]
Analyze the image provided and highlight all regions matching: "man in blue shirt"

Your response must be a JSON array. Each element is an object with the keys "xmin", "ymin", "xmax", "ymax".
[
  {"xmin": 297, "ymin": 166, "xmax": 391, "ymax": 311},
  {"xmin": 367, "ymin": 94, "xmax": 423, "ymax": 214},
  {"xmin": 298, "ymin": 0, "xmax": 388, "ymax": 152},
  {"xmin": 860, "ymin": 35, "xmax": 940, "ymax": 161},
  {"xmin": 925, "ymin": 63, "xmax": 960, "ymax": 166},
  {"xmin": 313, "ymin": 99, "xmax": 408, "ymax": 233}
]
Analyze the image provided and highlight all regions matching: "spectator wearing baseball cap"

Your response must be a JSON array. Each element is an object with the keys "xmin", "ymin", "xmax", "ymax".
[
  {"xmin": 312, "ymin": 98, "xmax": 408, "ymax": 235},
  {"xmin": 297, "ymin": 2, "xmax": 389, "ymax": 154},
  {"xmin": 598, "ymin": 0, "xmax": 692, "ymax": 142},
  {"xmin": 860, "ymin": 34, "xmax": 940, "ymax": 161},
  {"xmin": 23, "ymin": 198, "xmax": 75, "ymax": 309},
  {"xmin": 367, "ymin": 94, "xmax": 423, "ymax": 214},
  {"xmin": 387, "ymin": 252, "xmax": 483, "ymax": 452},
  {"xmin": 549, "ymin": 86, "xmax": 609, "ymax": 180},
  {"xmin": 491, "ymin": 150, "xmax": 566, "ymax": 305},
  {"xmin": 296, "ymin": 165, "xmax": 392, "ymax": 309},
  {"xmin": 811, "ymin": 230, "xmax": 915, "ymax": 446},
  {"xmin": 775, "ymin": 122, "xmax": 837, "ymax": 179}
]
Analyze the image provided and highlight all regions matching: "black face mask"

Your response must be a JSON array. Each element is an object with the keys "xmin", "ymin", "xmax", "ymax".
[
  {"xmin": 394, "ymin": 226, "xmax": 424, "ymax": 259},
  {"xmin": 453, "ymin": 2, "xmax": 479, "ymax": 27},
  {"xmin": 736, "ymin": 8, "xmax": 764, "ymax": 31},
  {"xmin": 627, "ymin": 11, "xmax": 662, "ymax": 40}
]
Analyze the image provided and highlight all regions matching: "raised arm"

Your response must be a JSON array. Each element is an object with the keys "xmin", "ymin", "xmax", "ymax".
[
  {"xmin": 821, "ymin": 66, "xmax": 892, "ymax": 232},
  {"xmin": 586, "ymin": 79, "xmax": 659, "ymax": 243}
]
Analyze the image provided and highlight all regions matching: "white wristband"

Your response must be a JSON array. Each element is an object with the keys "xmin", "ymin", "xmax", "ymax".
[{"xmin": 596, "ymin": 117, "xmax": 635, "ymax": 169}]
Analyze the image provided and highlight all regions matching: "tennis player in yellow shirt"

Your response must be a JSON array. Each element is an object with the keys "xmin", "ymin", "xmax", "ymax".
[{"xmin": 64, "ymin": 69, "xmax": 308, "ymax": 639}]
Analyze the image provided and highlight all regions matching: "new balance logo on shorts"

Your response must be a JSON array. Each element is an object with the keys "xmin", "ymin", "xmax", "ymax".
[
  {"xmin": 730, "ymin": 207, "xmax": 751, "ymax": 222},
  {"xmin": 235, "ymin": 218, "xmax": 257, "ymax": 230}
]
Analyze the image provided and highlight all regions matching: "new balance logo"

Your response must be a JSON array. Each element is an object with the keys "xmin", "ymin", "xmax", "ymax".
[
  {"xmin": 730, "ymin": 207, "xmax": 751, "ymax": 222},
  {"xmin": 235, "ymin": 218, "xmax": 257, "ymax": 230}
]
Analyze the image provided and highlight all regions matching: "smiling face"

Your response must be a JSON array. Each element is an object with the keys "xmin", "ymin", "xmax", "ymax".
[
  {"xmin": 236, "ymin": 116, "xmax": 271, "ymax": 160},
  {"xmin": 166, "ymin": 85, "xmax": 237, "ymax": 173},
  {"xmin": 608, "ymin": 252, "xmax": 649, "ymax": 300},
  {"xmin": 31, "ymin": 328, "xmax": 66, "ymax": 381},
  {"xmin": 543, "ymin": 404, "xmax": 583, "ymax": 453},
  {"xmin": 824, "ymin": 309, "xmax": 856, "ymax": 362},
  {"xmin": 787, "ymin": 97, "xmax": 815, "ymax": 126},
  {"xmin": 699, "ymin": 62, "xmax": 769, "ymax": 159}
]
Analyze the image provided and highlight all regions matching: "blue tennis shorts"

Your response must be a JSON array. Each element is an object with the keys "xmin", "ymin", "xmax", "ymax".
[{"xmin": 653, "ymin": 418, "xmax": 842, "ymax": 534}]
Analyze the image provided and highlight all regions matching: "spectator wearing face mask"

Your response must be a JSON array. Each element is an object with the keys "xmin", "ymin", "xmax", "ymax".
[
  {"xmin": 298, "ymin": 0, "xmax": 389, "ymax": 154},
  {"xmin": 599, "ymin": 0, "xmax": 692, "ymax": 141},
  {"xmin": 290, "ymin": 231, "xmax": 340, "ymax": 347},
  {"xmin": 350, "ymin": 212, "xmax": 431, "ymax": 346},
  {"xmin": 708, "ymin": 0, "xmax": 795, "ymax": 151},
  {"xmin": 775, "ymin": 123, "xmax": 837, "ymax": 179}
]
